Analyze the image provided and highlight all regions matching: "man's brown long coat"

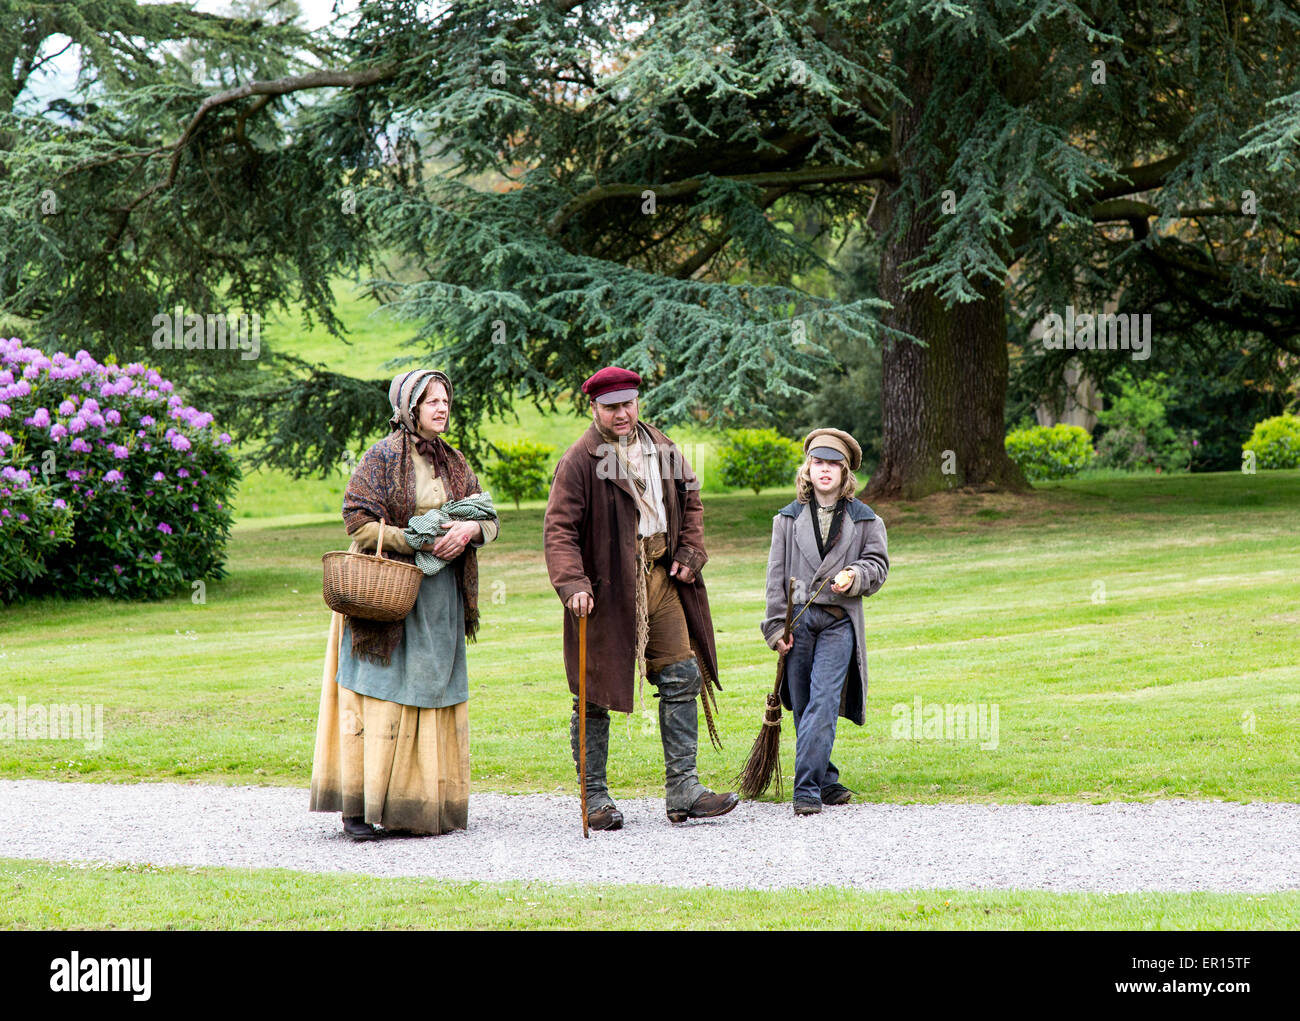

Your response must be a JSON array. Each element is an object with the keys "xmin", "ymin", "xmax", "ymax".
[{"xmin": 543, "ymin": 421, "xmax": 718, "ymax": 713}]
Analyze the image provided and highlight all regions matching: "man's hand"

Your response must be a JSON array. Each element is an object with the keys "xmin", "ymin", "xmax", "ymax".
[
  {"xmin": 567, "ymin": 591, "xmax": 594, "ymax": 617},
  {"xmin": 669, "ymin": 560, "xmax": 695, "ymax": 584},
  {"xmin": 774, "ymin": 636, "xmax": 792, "ymax": 655},
  {"xmin": 831, "ymin": 568, "xmax": 855, "ymax": 594}
]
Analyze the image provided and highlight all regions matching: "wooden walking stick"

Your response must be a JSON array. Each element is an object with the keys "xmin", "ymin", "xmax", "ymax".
[
  {"xmin": 736, "ymin": 577, "xmax": 797, "ymax": 800},
  {"xmin": 578, "ymin": 612, "xmax": 589, "ymax": 838}
]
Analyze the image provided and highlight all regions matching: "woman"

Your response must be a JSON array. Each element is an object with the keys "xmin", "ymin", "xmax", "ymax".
[
  {"xmin": 760, "ymin": 428, "xmax": 889, "ymax": 815},
  {"xmin": 310, "ymin": 369, "xmax": 498, "ymax": 840}
]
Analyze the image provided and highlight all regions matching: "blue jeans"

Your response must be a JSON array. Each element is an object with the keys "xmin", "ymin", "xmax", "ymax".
[{"xmin": 784, "ymin": 604, "xmax": 855, "ymax": 804}]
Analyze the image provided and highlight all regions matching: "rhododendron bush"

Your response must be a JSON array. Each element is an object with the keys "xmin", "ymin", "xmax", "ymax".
[{"xmin": 0, "ymin": 339, "xmax": 239, "ymax": 602}]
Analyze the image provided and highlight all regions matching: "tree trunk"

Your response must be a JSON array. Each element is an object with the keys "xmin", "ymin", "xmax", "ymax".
[{"xmin": 863, "ymin": 60, "xmax": 1028, "ymax": 502}]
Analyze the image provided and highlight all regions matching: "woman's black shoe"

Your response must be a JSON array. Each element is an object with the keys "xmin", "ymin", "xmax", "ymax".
[{"xmin": 343, "ymin": 815, "xmax": 381, "ymax": 841}]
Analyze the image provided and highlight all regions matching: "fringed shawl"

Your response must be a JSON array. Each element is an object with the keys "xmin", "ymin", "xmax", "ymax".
[{"xmin": 341, "ymin": 429, "xmax": 483, "ymax": 666}]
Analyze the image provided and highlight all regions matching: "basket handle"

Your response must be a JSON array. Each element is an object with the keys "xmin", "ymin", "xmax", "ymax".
[{"xmin": 376, "ymin": 518, "xmax": 386, "ymax": 559}]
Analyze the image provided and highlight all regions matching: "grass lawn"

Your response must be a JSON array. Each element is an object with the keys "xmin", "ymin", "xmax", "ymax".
[
  {"xmin": 6, "ymin": 295, "xmax": 1299, "ymax": 928},
  {"xmin": 3, "ymin": 471, "xmax": 1298, "ymax": 805},
  {"xmin": 3, "ymin": 858, "xmax": 1296, "ymax": 930}
]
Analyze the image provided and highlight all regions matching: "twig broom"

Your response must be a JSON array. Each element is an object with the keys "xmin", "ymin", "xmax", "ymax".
[{"xmin": 736, "ymin": 578, "xmax": 796, "ymax": 800}]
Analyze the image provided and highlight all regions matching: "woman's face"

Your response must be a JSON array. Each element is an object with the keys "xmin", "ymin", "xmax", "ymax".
[
  {"xmin": 417, "ymin": 381, "xmax": 449, "ymax": 436},
  {"xmin": 809, "ymin": 456, "xmax": 844, "ymax": 500}
]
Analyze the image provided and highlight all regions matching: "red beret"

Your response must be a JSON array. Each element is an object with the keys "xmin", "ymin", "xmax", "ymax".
[{"xmin": 581, "ymin": 366, "xmax": 642, "ymax": 405}]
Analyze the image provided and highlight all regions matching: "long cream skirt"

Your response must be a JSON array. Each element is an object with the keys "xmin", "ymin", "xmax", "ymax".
[{"xmin": 309, "ymin": 611, "xmax": 470, "ymax": 834}]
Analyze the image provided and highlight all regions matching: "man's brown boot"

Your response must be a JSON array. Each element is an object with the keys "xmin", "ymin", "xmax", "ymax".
[
  {"xmin": 667, "ymin": 789, "xmax": 739, "ymax": 823},
  {"xmin": 586, "ymin": 805, "xmax": 625, "ymax": 830}
]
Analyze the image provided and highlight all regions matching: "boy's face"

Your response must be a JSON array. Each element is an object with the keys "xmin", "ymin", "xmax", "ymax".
[
  {"xmin": 591, "ymin": 396, "xmax": 638, "ymax": 438},
  {"xmin": 809, "ymin": 456, "xmax": 844, "ymax": 500}
]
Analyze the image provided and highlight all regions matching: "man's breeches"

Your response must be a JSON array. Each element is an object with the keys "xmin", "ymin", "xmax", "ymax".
[{"xmin": 643, "ymin": 546, "xmax": 693, "ymax": 672}]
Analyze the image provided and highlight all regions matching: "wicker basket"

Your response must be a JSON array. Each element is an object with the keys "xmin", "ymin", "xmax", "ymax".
[{"xmin": 322, "ymin": 519, "xmax": 423, "ymax": 622}]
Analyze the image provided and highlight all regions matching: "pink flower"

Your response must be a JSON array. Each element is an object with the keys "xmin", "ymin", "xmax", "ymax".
[
  {"xmin": 58, "ymin": 400, "xmax": 76, "ymax": 415},
  {"xmin": 169, "ymin": 433, "xmax": 191, "ymax": 452},
  {"xmin": 50, "ymin": 423, "xmax": 67, "ymax": 440},
  {"xmin": 157, "ymin": 522, "xmax": 173, "ymax": 535},
  {"xmin": 152, "ymin": 552, "xmax": 163, "ymax": 563},
  {"xmin": 139, "ymin": 415, "xmax": 155, "ymax": 427},
  {"xmin": 153, "ymin": 471, "xmax": 165, "ymax": 481},
  {"xmin": 104, "ymin": 470, "xmax": 124, "ymax": 483},
  {"xmin": 27, "ymin": 407, "xmax": 50, "ymax": 428},
  {"xmin": 0, "ymin": 403, "xmax": 9, "ymax": 418},
  {"xmin": 105, "ymin": 410, "xmax": 121, "ymax": 425},
  {"xmin": 69, "ymin": 438, "xmax": 92, "ymax": 453}
]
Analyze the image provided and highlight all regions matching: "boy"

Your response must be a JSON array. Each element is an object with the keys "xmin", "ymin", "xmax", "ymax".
[{"xmin": 761, "ymin": 428, "xmax": 889, "ymax": 815}]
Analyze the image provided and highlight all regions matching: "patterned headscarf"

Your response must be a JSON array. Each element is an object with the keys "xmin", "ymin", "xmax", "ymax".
[{"xmin": 389, "ymin": 369, "xmax": 459, "ymax": 483}]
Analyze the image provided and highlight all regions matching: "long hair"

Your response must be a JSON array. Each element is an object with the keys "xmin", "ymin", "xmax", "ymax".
[{"xmin": 795, "ymin": 456, "xmax": 857, "ymax": 504}]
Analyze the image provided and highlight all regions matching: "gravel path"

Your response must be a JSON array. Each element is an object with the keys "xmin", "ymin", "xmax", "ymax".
[{"xmin": 4, "ymin": 780, "xmax": 1298, "ymax": 892}]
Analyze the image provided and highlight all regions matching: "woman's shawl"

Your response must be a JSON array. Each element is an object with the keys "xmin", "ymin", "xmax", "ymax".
[{"xmin": 341, "ymin": 430, "xmax": 484, "ymax": 666}]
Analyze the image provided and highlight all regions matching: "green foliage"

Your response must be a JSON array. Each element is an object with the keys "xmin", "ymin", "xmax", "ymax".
[
  {"xmin": 482, "ymin": 440, "xmax": 555, "ymax": 509},
  {"xmin": 1004, "ymin": 424, "xmax": 1095, "ymax": 482},
  {"xmin": 1243, "ymin": 414, "xmax": 1300, "ymax": 470},
  {"xmin": 0, "ymin": 340, "xmax": 239, "ymax": 603},
  {"xmin": 1095, "ymin": 377, "xmax": 1197, "ymax": 473},
  {"xmin": 717, "ymin": 428, "xmax": 802, "ymax": 494},
  {"xmin": 776, "ymin": 232, "xmax": 884, "ymax": 474},
  {"xmin": 3, "ymin": 0, "xmax": 1300, "ymax": 491}
]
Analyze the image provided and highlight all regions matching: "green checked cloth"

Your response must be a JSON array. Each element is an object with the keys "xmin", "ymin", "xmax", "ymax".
[{"xmin": 403, "ymin": 493, "xmax": 498, "ymax": 576}]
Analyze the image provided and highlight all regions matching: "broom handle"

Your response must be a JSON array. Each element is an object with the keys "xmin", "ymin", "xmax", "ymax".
[{"xmin": 771, "ymin": 577, "xmax": 797, "ymax": 697}]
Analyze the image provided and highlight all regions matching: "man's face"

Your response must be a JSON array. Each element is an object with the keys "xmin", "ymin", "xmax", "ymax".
[{"xmin": 592, "ymin": 396, "xmax": 638, "ymax": 438}]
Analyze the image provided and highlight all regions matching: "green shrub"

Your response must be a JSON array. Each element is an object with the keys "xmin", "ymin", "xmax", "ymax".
[
  {"xmin": 717, "ymin": 428, "xmax": 803, "ymax": 494},
  {"xmin": 483, "ymin": 439, "xmax": 555, "ymax": 508},
  {"xmin": 1094, "ymin": 376, "xmax": 1197, "ymax": 473},
  {"xmin": 1242, "ymin": 414, "xmax": 1300, "ymax": 470},
  {"xmin": 1004, "ymin": 424, "xmax": 1095, "ymax": 481}
]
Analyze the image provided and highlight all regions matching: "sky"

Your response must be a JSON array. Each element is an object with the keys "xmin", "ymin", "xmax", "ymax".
[{"xmin": 16, "ymin": 0, "xmax": 362, "ymax": 111}]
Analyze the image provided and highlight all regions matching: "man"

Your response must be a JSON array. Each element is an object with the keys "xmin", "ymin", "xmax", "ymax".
[{"xmin": 544, "ymin": 366, "xmax": 738, "ymax": 829}]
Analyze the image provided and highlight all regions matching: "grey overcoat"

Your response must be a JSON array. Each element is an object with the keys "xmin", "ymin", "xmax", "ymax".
[{"xmin": 761, "ymin": 498, "xmax": 889, "ymax": 726}]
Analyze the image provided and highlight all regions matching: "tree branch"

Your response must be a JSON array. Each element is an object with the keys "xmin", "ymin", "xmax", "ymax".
[
  {"xmin": 670, "ymin": 185, "xmax": 792, "ymax": 279},
  {"xmin": 547, "ymin": 159, "xmax": 897, "ymax": 237},
  {"xmin": 104, "ymin": 65, "xmax": 397, "ymax": 252}
]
